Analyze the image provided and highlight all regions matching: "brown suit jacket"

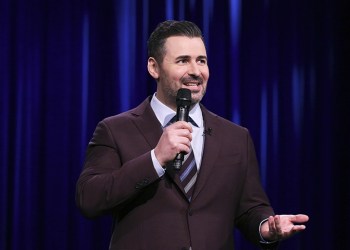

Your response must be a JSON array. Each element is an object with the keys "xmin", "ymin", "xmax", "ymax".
[{"xmin": 76, "ymin": 97, "xmax": 275, "ymax": 250}]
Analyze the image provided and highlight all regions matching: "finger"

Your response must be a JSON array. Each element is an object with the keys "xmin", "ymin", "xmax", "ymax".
[
  {"xmin": 174, "ymin": 138, "xmax": 192, "ymax": 153},
  {"xmin": 164, "ymin": 128, "xmax": 192, "ymax": 143},
  {"xmin": 268, "ymin": 216, "xmax": 276, "ymax": 233},
  {"xmin": 274, "ymin": 215, "xmax": 282, "ymax": 235},
  {"xmin": 275, "ymin": 215, "xmax": 287, "ymax": 240},
  {"xmin": 267, "ymin": 216, "xmax": 281, "ymax": 241},
  {"xmin": 291, "ymin": 214, "xmax": 309, "ymax": 223},
  {"xmin": 173, "ymin": 121, "xmax": 193, "ymax": 132},
  {"xmin": 293, "ymin": 225, "xmax": 306, "ymax": 231},
  {"xmin": 180, "ymin": 140, "xmax": 192, "ymax": 153},
  {"xmin": 178, "ymin": 128, "xmax": 193, "ymax": 140}
]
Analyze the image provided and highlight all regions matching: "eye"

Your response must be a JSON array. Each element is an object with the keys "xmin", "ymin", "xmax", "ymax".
[
  {"xmin": 197, "ymin": 58, "xmax": 207, "ymax": 65},
  {"xmin": 177, "ymin": 59, "xmax": 188, "ymax": 65}
]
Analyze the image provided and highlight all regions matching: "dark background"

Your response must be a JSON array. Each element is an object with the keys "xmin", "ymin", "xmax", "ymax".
[{"xmin": 1, "ymin": 0, "xmax": 349, "ymax": 249}]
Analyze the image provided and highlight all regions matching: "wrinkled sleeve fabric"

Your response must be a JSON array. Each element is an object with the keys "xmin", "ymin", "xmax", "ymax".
[
  {"xmin": 75, "ymin": 120, "xmax": 160, "ymax": 218},
  {"xmin": 234, "ymin": 129, "xmax": 276, "ymax": 246}
]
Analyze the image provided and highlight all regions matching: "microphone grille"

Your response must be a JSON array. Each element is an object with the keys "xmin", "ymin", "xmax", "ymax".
[{"xmin": 176, "ymin": 88, "xmax": 192, "ymax": 106}]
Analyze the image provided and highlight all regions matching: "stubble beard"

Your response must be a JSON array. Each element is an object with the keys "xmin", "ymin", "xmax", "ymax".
[
  {"xmin": 158, "ymin": 74, "xmax": 207, "ymax": 109},
  {"xmin": 163, "ymin": 83, "xmax": 206, "ymax": 108}
]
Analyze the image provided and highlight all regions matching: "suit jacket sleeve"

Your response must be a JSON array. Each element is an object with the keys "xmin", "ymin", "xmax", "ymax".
[
  {"xmin": 75, "ymin": 118, "xmax": 160, "ymax": 218},
  {"xmin": 234, "ymin": 128, "xmax": 275, "ymax": 246}
]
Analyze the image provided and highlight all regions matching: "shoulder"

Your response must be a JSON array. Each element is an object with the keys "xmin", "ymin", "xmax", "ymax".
[
  {"xmin": 101, "ymin": 97, "xmax": 152, "ymax": 126},
  {"xmin": 102, "ymin": 110, "xmax": 134, "ymax": 125},
  {"xmin": 201, "ymin": 105, "xmax": 249, "ymax": 135},
  {"xmin": 217, "ymin": 115, "xmax": 247, "ymax": 132}
]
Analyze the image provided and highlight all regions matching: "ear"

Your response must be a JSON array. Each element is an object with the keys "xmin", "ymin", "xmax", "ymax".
[{"xmin": 147, "ymin": 57, "xmax": 160, "ymax": 80}]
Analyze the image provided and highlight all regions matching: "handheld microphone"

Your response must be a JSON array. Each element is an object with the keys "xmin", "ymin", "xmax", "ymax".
[{"xmin": 173, "ymin": 88, "xmax": 192, "ymax": 170}]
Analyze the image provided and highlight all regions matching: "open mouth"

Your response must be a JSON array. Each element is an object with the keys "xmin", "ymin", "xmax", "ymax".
[{"xmin": 184, "ymin": 82, "xmax": 200, "ymax": 86}]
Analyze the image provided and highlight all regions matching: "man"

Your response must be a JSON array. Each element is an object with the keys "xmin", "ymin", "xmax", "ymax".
[{"xmin": 76, "ymin": 20, "xmax": 308, "ymax": 250}]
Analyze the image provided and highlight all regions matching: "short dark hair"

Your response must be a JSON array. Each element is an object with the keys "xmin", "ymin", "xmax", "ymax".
[{"xmin": 147, "ymin": 20, "xmax": 204, "ymax": 63}]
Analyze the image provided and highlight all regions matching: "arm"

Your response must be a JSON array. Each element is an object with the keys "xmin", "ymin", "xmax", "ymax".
[
  {"xmin": 235, "ymin": 129, "xmax": 276, "ymax": 245},
  {"xmin": 75, "ymin": 120, "xmax": 160, "ymax": 218},
  {"xmin": 76, "ymin": 119, "xmax": 193, "ymax": 218},
  {"xmin": 235, "ymin": 130, "xmax": 309, "ymax": 245}
]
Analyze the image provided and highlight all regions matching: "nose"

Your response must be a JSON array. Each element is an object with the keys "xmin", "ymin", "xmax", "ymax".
[{"xmin": 188, "ymin": 61, "xmax": 201, "ymax": 76}]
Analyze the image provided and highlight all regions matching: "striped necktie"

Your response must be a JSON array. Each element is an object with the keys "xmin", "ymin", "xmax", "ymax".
[
  {"xmin": 164, "ymin": 115, "xmax": 198, "ymax": 201},
  {"xmin": 178, "ymin": 149, "xmax": 197, "ymax": 201}
]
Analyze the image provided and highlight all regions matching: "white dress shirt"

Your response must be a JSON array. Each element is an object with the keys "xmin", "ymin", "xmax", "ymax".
[{"xmin": 150, "ymin": 93, "xmax": 204, "ymax": 177}]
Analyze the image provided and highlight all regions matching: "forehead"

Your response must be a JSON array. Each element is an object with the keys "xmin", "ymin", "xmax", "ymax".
[{"xmin": 163, "ymin": 36, "xmax": 207, "ymax": 58}]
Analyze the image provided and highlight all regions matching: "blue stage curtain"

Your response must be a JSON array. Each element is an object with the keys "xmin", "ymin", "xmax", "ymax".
[{"xmin": 1, "ymin": 0, "xmax": 348, "ymax": 249}]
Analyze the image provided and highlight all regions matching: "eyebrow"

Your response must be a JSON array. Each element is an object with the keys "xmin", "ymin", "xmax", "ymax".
[
  {"xmin": 175, "ymin": 55, "xmax": 208, "ymax": 61},
  {"xmin": 197, "ymin": 55, "xmax": 208, "ymax": 61}
]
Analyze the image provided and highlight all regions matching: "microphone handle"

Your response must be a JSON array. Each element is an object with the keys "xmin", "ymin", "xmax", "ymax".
[
  {"xmin": 173, "ymin": 106, "xmax": 189, "ymax": 170},
  {"xmin": 173, "ymin": 154, "xmax": 184, "ymax": 170}
]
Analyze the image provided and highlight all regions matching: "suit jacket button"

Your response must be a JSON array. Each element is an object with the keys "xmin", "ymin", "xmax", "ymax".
[
  {"xmin": 135, "ymin": 178, "xmax": 150, "ymax": 189},
  {"xmin": 188, "ymin": 209, "xmax": 193, "ymax": 216}
]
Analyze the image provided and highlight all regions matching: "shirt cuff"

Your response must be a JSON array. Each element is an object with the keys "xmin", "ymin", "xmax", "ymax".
[
  {"xmin": 259, "ymin": 218, "xmax": 269, "ymax": 242},
  {"xmin": 259, "ymin": 218, "xmax": 278, "ymax": 244},
  {"xmin": 151, "ymin": 149, "xmax": 166, "ymax": 177}
]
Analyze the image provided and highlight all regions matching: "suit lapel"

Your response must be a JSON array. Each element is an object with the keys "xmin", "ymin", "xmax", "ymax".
[
  {"xmin": 167, "ymin": 106, "xmax": 223, "ymax": 202},
  {"xmin": 164, "ymin": 162, "xmax": 188, "ymax": 199},
  {"xmin": 131, "ymin": 98, "xmax": 188, "ymax": 197},
  {"xmin": 130, "ymin": 97, "xmax": 163, "ymax": 149},
  {"xmin": 191, "ymin": 106, "xmax": 222, "ymax": 201}
]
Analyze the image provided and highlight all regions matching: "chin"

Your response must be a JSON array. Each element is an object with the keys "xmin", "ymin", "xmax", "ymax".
[
  {"xmin": 192, "ymin": 91, "xmax": 205, "ymax": 101},
  {"xmin": 191, "ymin": 96, "xmax": 203, "ymax": 105}
]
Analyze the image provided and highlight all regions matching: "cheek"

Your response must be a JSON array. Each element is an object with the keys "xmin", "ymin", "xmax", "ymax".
[
  {"xmin": 165, "ymin": 68, "xmax": 184, "ymax": 82},
  {"xmin": 202, "ymin": 67, "xmax": 209, "ymax": 80}
]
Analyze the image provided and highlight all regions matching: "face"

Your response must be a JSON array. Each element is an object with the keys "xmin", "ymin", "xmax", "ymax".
[{"xmin": 148, "ymin": 36, "xmax": 209, "ymax": 110}]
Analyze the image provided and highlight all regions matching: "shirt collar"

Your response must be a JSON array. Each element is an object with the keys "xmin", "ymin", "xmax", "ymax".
[{"xmin": 150, "ymin": 93, "xmax": 203, "ymax": 128}]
